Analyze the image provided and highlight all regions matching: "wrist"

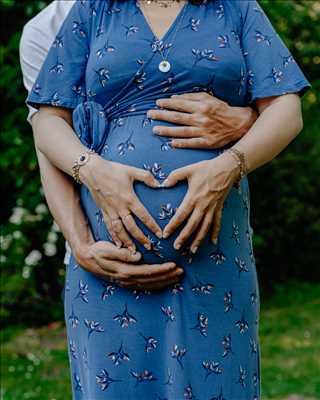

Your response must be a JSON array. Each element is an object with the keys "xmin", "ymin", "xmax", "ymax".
[
  {"xmin": 78, "ymin": 152, "xmax": 102, "ymax": 185},
  {"xmin": 217, "ymin": 150, "xmax": 241, "ymax": 181},
  {"xmin": 70, "ymin": 235, "xmax": 95, "ymax": 265},
  {"xmin": 223, "ymin": 147, "xmax": 248, "ymax": 188},
  {"xmin": 237, "ymin": 107, "xmax": 258, "ymax": 137}
]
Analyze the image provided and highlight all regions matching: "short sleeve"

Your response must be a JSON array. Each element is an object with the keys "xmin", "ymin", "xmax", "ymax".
[
  {"xmin": 239, "ymin": 0, "xmax": 312, "ymax": 104},
  {"xmin": 26, "ymin": 1, "xmax": 94, "ymax": 111}
]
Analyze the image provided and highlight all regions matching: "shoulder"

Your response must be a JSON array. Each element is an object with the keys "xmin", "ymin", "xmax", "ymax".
[{"xmin": 222, "ymin": 0, "xmax": 260, "ymax": 19}]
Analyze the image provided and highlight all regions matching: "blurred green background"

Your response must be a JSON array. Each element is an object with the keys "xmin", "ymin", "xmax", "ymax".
[{"xmin": 0, "ymin": 0, "xmax": 319, "ymax": 399}]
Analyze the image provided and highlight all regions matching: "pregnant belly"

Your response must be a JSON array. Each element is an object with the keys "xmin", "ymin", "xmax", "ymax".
[{"xmin": 81, "ymin": 115, "xmax": 222, "ymax": 264}]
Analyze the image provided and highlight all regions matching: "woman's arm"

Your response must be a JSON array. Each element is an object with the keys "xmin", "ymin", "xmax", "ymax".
[
  {"xmin": 232, "ymin": 93, "xmax": 303, "ymax": 172},
  {"xmin": 31, "ymin": 113, "xmax": 183, "ymax": 290},
  {"xmin": 31, "ymin": 130, "xmax": 94, "ymax": 260},
  {"xmin": 161, "ymin": 93, "xmax": 304, "ymax": 252},
  {"xmin": 32, "ymin": 106, "xmax": 163, "ymax": 250}
]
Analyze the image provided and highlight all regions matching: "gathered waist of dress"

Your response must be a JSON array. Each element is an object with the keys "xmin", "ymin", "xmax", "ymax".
[
  {"xmin": 72, "ymin": 90, "xmax": 196, "ymax": 153},
  {"xmin": 105, "ymin": 88, "xmax": 196, "ymax": 121}
]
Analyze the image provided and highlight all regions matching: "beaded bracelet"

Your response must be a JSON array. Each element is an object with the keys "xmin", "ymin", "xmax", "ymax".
[
  {"xmin": 71, "ymin": 148, "xmax": 96, "ymax": 185},
  {"xmin": 225, "ymin": 147, "xmax": 248, "ymax": 188}
]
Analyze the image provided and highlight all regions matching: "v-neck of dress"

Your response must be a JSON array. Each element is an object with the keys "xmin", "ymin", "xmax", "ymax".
[{"xmin": 135, "ymin": 1, "xmax": 189, "ymax": 43}]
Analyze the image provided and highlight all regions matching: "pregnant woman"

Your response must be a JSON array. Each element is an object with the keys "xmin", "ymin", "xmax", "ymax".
[{"xmin": 26, "ymin": 0, "xmax": 311, "ymax": 399}]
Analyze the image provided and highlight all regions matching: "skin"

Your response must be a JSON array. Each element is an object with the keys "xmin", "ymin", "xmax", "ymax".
[
  {"xmin": 149, "ymin": 92, "xmax": 257, "ymax": 149},
  {"xmin": 160, "ymin": 93, "xmax": 304, "ymax": 253},
  {"xmin": 27, "ymin": 0, "xmax": 258, "ymax": 290},
  {"xmin": 31, "ymin": 92, "xmax": 254, "ymax": 290},
  {"xmin": 31, "ymin": 115, "xmax": 184, "ymax": 291}
]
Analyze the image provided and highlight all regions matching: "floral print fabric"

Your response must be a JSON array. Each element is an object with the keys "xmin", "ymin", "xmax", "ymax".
[{"xmin": 26, "ymin": 0, "xmax": 310, "ymax": 399}]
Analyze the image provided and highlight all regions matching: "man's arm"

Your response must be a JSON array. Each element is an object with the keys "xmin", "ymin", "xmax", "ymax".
[
  {"xmin": 31, "ymin": 122, "xmax": 95, "ymax": 263},
  {"xmin": 19, "ymin": 20, "xmax": 95, "ymax": 263}
]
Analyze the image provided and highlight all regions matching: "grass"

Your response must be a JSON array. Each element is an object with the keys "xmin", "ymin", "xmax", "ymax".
[{"xmin": 1, "ymin": 281, "xmax": 320, "ymax": 400}]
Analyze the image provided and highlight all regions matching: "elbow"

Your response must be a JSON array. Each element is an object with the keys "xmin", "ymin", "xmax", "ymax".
[
  {"xmin": 293, "ymin": 102, "xmax": 304, "ymax": 138},
  {"xmin": 287, "ymin": 93, "xmax": 304, "ymax": 138},
  {"xmin": 296, "ymin": 112, "xmax": 304, "ymax": 135},
  {"xmin": 30, "ymin": 110, "xmax": 50, "ymax": 154}
]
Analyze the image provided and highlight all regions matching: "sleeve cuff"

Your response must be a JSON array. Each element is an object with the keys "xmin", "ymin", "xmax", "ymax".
[{"xmin": 249, "ymin": 80, "xmax": 312, "ymax": 104}]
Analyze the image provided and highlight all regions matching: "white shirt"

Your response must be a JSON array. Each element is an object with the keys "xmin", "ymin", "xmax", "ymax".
[{"xmin": 19, "ymin": 0, "xmax": 76, "ymax": 265}]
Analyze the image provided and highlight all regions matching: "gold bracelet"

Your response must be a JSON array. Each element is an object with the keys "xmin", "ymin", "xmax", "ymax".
[
  {"xmin": 225, "ymin": 147, "xmax": 247, "ymax": 188},
  {"xmin": 71, "ymin": 148, "xmax": 96, "ymax": 184}
]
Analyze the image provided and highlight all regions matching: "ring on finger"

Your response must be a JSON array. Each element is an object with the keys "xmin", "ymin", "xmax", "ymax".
[
  {"xmin": 111, "ymin": 217, "xmax": 122, "ymax": 225},
  {"xmin": 121, "ymin": 212, "xmax": 132, "ymax": 220}
]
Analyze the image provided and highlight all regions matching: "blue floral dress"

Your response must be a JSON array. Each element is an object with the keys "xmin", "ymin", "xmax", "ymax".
[{"xmin": 26, "ymin": 1, "xmax": 311, "ymax": 399}]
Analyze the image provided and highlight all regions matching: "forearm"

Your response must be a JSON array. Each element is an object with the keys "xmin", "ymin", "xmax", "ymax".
[
  {"xmin": 31, "ymin": 106, "xmax": 90, "ymax": 176},
  {"xmin": 232, "ymin": 94, "xmax": 303, "ymax": 173},
  {"xmin": 34, "ymin": 144, "xmax": 94, "ymax": 254}
]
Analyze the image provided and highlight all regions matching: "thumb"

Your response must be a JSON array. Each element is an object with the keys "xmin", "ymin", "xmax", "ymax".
[
  {"xmin": 95, "ymin": 241, "xmax": 142, "ymax": 262},
  {"xmin": 161, "ymin": 166, "xmax": 190, "ymax": 187}
]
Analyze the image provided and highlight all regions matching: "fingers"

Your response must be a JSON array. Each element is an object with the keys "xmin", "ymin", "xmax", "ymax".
[
  {"xmin": 153, "ymin": 126, "xmax": 202, "ymax": 138},
  {"xmin": 162, "ymin": 193, "xmax": 193, "ymax": 238},
  {"xmin": 97, "ymin": 258, "xmax": 180, "ymax": 280},
  {"xmin": 161, "ymin": 165, "xmax": 190, "ymax": 188},
  {"xmin": 173, "ymin": 208, "xmax": 203, "ymax": 250},
  {"xmin": 129, "ymin": 199, "xmax": 162, "ymax": 239},
  {"xmin": 94, "ymin": 242, "xmax": 142, "ymax": 263},
  {"xmin": 121, "ymin": 266, "xmax": 184, "ymax": 286},
  {"xmin": 120, "ymin": 211, "xmax": 153, "ymax": 249},
  {"xmin": 170, "ymin": 138, "xmax": 211, "ymax": 149},
  {"xmin": 154, "ymin": 97, "xmax": 200, "ymax": 113},
  {"xmin": 190, "ymin": 207, "xmax": 215, "ymax": 253},
  {"xmin": 107, "ymin": 211, "xmax": 136, "ymax": 252},
  {"xmin": 211, "ymin": 201, "xmax": 224, "ymax": 244},
  {"xmin": 147, "ymin": 109, "xmax": 194, "ymax": 126},
  {"xmin": 124, "ymin": 261, "xmax": 180, "ymax": 279},
  {"xmin": 102, "ymin": 211, "xmax": 123, "ymax": 248},
  {"xmin": 119, "ymin": 270, "xmax": 183, "ymax": 291},
  {"xmin": 81, "ymin": 249, "xmax": 184, "ymax": 291},
  {"xmin": 171, "ymin": 92, "xmax": 215, "ymax": 101},
  {"xmin": 130, "ymin": 167, "xmax": 161, "ymax": 188}
]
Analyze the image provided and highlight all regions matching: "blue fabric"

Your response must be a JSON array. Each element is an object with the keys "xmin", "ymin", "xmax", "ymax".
[{"xmin": 27, "ymin": 1, "xmax": 311, "ymax": 399}]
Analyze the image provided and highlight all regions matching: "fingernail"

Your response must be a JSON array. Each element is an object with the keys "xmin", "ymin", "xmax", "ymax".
[
  {"xmin": 161, "ymin": 179, "xmax": 168, "ymax": 187},
  {"xmin": 162, "ymin": 231, "xmax": 169, "ymax": 239},
  {"xmin": 156, "ymin": 231, "xmax": 162, "ymax": 239},
  {"xmin": 174, "ymin": 242, "xmax": 181, "ymax": 250},
  {"xmin": 144, "ymin": 242, "xmax": 151, "ymax": 250},
  {"xmin": 212, "ymin": 238, "xmax": 218, "ymax": 245},
  {"xmin": 153, "ymin": 127, "xmax": 160, "ymax": 134},
  {"xmin": 191, "ymin": 246, "xmax": 198, "ymax": 254},
  {"xmin": 129, "ymin": 245, "xmax": 136, "ymax": 252},
  {"xmin": 177, "ymin": 269, "xmax": 184, "ymax": 275}
]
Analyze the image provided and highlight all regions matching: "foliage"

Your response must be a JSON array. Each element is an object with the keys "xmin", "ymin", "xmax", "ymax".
[{"xmin": 0, "ymin": 0, "xmax": 319, "ymax": 326}]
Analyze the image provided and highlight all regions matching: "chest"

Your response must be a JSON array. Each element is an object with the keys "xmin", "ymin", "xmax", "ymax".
[{"xmin": 84, "ymin": 1, "xmax": 249, "ymax": 107}]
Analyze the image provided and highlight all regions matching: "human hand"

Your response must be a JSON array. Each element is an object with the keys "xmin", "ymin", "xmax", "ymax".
[
  {"xmin": 161, "ymin": 151, "xmax": 240, "ymax": 253},
  {"xmin": 73, "ymin": 240, "xmax": 184, "ymax": 291},
  {"xmin": 147, "ymin": 92, "xmax": 257, "ymax": 148},
  {"xmin": 79, "ymin": 156, "xmax": 162, "ymax": 251}
]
